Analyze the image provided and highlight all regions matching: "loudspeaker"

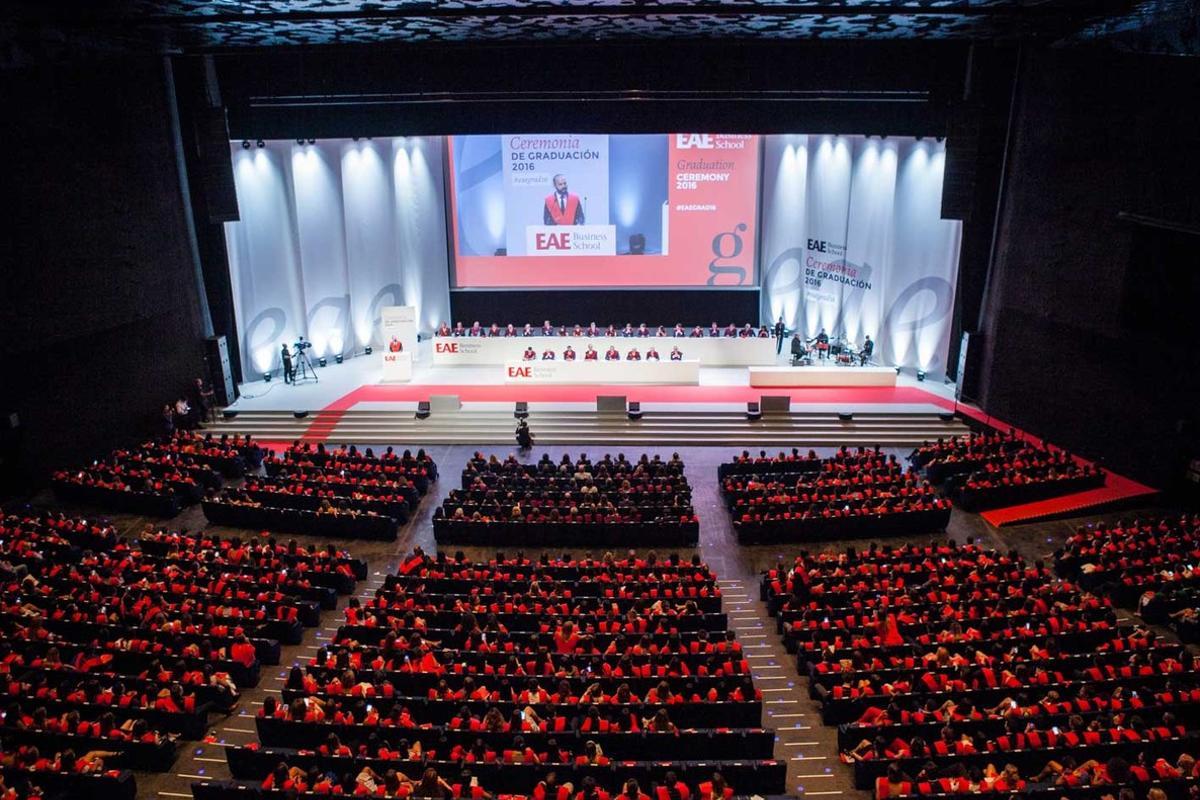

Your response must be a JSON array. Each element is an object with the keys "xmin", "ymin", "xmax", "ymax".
[
  {"xmin": 761, "ymin": 395, "xmax": 791, "ymax": 414},
  {"xmin": 941, "ymin": 111, "xmax": 980, "ymax": 221},
  {"xmin": 955, "ymin": 331, "xmax": 981, "ymax": 401},
  {"xmin": 204, "ymin": 335, "xmax": 237, "ymax": 406},
  {"xmin": 746, "ymin": 402, "xmax": 762, "ymax": 421},
  {"xmin": 838, "ymin": 411, "xmax": 854, "ymax": 421},
  {"xmin": 627, "ymin": 401, "xmax": 643, "ymax": 420},
  {"xmin": 596, "ymin": 396, "xmax": 627, "ymax": 413},
  {"xmin": 514, "ymin": 402, "xmax": 529, "ymax": 419},
  {"xmin": 193, "ymin": 106, "xmax": 240, "ymax": 223},
  {"xmin": 415, "ymin": 401, "xmax": 431, "ymax": 420}
]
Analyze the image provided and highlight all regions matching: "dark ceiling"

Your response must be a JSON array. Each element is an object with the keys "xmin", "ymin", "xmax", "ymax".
[{"xmin": 4, "ymin": 0, "xmax": 1195, "ymax": 54}]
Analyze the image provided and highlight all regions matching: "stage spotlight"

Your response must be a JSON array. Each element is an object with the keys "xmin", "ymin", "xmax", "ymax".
[
  {"xmin": 353, "ymin": 137, "xmax": 360, "ymax": 142},
  {"xmin": 364, "ymin": 345, "xmax": 373, "ymax": 355},
  {"xmin": 296, "ymin": 138, "xmax": 305, "ymax": 146},
  {"xmin": 895, "ymin": 366, "xmax": 902, "ymax": 375},
  {"xmin": 628, "ymin": 233, "xmax": 646, "ymax": 255},
  {"xmin": 916, "ymin": 136, "xmax": 925, "ymax": 142},
  {"xmin": 256, "ymin": 139, "xmax": 265, "ymax": 148},
  {"xmin": 335, "ymin": 354, "xmax": 344, "ymax": 364},
  {"xmin": 307, "ymin": 138, "xmax": 315, "ymax": 145},
  {"xmin": 493, "ymin": 248, "xmax": 507, "ymax": 256},
  {"xmin": 917, "ymin": 370, "xmax": 927, "ymax": 382},
  {"xmin": 263, "ymin": 372, "xmax": 271, "ymax": 382},
  {"xmin": 319, "ymin": 357, "xmax": 327, "ymax": 367},
  {"xmin": 936, "ymin": 136, "xmax": 945, "ymax": 143},
  {"xmin": 241, "ymin": 140, "xmax": 250, "ymax": 150}
]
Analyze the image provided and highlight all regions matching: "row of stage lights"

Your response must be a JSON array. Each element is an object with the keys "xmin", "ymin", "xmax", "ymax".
[
  {"xmin": 863, "ymin": 135, "xmax": 946, "ymax": 142},
  {"xmin": 240, "ymin": 137, "xmax": 375, "ymax": 149}
]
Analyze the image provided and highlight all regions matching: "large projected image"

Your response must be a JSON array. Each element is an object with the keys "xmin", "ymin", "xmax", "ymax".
[{"xmin": 448, "ymin": 133, "xmax": 760, "ymax": 288}]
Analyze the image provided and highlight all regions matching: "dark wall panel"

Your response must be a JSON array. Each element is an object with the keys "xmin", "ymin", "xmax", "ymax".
[
  {"xmin": 449, "ymin": 290, "xmax": 761, "ymax": 329},
  {"xmin": 0, "ymin": 56, "xmax": 207, "ymax": 486},
  {"xmin": 215, "ymin": 41, "xmax": 965, "ymax": 139},
  {"xmin": 977, "ymin": 47, "xmax": 1200, "ymax": 490}
]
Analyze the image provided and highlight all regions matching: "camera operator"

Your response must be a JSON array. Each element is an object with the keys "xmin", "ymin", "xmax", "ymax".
[{"xmin": 281, "ymin": 343, "xmax": 295, "ymax": 384}]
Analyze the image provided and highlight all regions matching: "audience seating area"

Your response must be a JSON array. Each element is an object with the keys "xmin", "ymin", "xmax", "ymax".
[
  {"xmin": 1056, "ymin": 515, "xmax": 1200, "ymax": 643},
  {"xmin": 910, "ymin": 431, "xmax": 1104, "ymax": 512},
  {"xmin": 0, "ymin": 509, "xmax": 362, "ymax": 799},
  {"xmin": 201, "ymin": 548, "xmax": 783, "ymax": 800},
  {"xmin": 49, "ymin": 431, "xmax": 257, "ymax": 518},
  {"xmin": 203, "ymin": 444, "xmax": 438, "ymax": 541},
  {"xmin": 721, "ymin": 447, "xmax": 951, "ymax": 543},
  {"xmin": 433, "ymin": 453, "xmax": 699, "ymax": 546},
  {"xmin": 760, "ymin": 541, "xmax": 1200, "ymax": 799}
]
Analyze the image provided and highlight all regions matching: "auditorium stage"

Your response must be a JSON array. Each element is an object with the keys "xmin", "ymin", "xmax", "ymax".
[
  {"xmin": 229, "ymin": 341, "xmax": 956, "ymax": 415},
  {"xmin": 210, "ymin": 342, "xmax": 973, "ymax": 450}
]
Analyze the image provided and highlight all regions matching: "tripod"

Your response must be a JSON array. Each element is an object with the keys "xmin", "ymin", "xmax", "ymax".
[{"xmin": 291, "ymin": 345, "xmax": 319, "ymax": 384}]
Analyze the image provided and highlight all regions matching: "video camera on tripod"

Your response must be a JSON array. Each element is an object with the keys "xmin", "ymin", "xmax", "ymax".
[{"xmin": 289, "ymin": 336, "xmax": 318, "ymax": 384}]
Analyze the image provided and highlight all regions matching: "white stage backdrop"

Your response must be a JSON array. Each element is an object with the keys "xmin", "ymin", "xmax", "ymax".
[
  {"xmin": 225, "ymin": 138, "xmax": 451, "ymax": 377},
  {"xmin": 225, "ymin": 134, "xmax": 959, "ymax": 379},
  {"xmin": 759, "ymin": 135, "xmax": 961, "ymax": 377}
]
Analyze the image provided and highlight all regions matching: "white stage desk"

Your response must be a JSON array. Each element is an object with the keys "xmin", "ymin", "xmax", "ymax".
[
  {"xmin": 749, "ymin": 365, "xmax": 897, "ymax": 388},
  {"xmin": 435, "ymin": 336, "xmax": 777, "ymax": 367},
  {"xmin": 503, "ymin": 359, "xmax": 700, "ymax": 385}
]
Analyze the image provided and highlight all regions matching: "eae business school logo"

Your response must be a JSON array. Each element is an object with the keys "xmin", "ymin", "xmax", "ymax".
[
  {"xmin": 674, "ymin": 133, "xmax": 751, "ymax": 150},
  {"xmin": 434, "ymin": 340, "xmax": 482, "ymax": 357}
]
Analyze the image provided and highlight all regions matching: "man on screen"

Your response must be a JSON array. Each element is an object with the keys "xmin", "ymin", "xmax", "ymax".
[{"xmin": 544, "ymin": 174, "xmax": 585, "ymax": 226}]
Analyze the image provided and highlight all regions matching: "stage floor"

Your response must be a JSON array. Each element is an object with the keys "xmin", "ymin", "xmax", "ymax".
[{"xmin": 230, "ymin": 340, "xmax": 958, "ymax": 415}]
